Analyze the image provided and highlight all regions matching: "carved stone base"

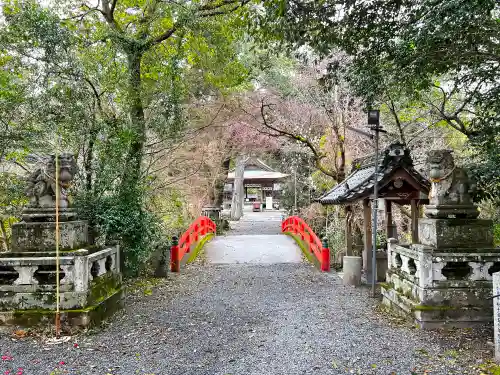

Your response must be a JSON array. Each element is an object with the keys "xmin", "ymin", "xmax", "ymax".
[
  {"xmin": 21, "ymin": 208, "xmax": 78, "ymax": 222},
  {"xmin": 383, "ymin": 240, "xmax": 500, "ymax": 329},
  {"xmin": 424, "ymin": 204, "xmax": 479, "ymax": 219},
  {"xmin": 382, "ymin": 283, "xmax": 493, "ymax": 329},
  {"xmin": 11, "ymin": 220, "xmax": 88, "ymax": 252},
  {"xmin": 0, "ymin": 288, "xmax": 123, "ymax": 332},
  {"xmin": 419, "ymin": 218, "xmax": 493, "ymax": 249},
  {"xmin": 0, "ymin": 246, "xmax": 122, "ymax": 332}
]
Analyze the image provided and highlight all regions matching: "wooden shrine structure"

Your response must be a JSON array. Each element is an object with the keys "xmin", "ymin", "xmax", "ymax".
[{"xmin": 318, "ymin": 143, "xmax": 430, "ymax": 274}]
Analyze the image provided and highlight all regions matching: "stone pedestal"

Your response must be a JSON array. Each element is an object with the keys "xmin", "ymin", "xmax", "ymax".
[
  {"xmin": 419, "ymin": 218, "xmax": 493, "ymax": 249},
  {"xmin": 11, "ymin": 221, "xmax": 89, "ymax": 252},
  {"xmin": 382, "ymin": 217, "xmax": 499, "ymax": 329},
  {"xmin": 0, "ymin": 208, "xmax": 123, "ymax": 331}
]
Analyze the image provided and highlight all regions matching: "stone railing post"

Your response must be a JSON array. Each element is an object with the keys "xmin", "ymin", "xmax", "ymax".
[
  {"xmin": 387, "ymin": 238, "xmax": 398, "ymax": 269},
  {"xmin": 416, "ymin": 245, "xmax": 433, "ymax": 292},
  {"xmin": 74, "ymin": 249, "xmax": 89, "ymax": 293},
  {"xmin": 493, "ymin": 271, "xmax": 500, "ymax": 362},
  {"xmin": 155, "ymin": 241, "xmax": 169, "ymax": 278},
  {"xmin": 115, "ymin": 243, "xmax": 121, "ymax": 273}
]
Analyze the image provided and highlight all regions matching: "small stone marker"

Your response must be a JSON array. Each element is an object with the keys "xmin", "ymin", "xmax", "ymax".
[{"xmin": 493, "ymin": 271, "xmax": 500, "ymax": 362}]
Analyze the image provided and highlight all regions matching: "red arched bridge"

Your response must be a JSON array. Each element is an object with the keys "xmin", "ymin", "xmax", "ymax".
[{"xmin": 170, "ymin": 211, "xmax": 330, "ymax": 272}]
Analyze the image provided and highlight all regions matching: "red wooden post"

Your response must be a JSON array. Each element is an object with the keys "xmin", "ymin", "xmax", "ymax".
[
  {"xmin": 200, "ymin": 218, "xmax": 206, "ymax": 236},
  {"xmin": 185, "ymin": 233, "xmax": 191, "ymax": 253},
  {"xmin": 195, "ymin": 223, "xmax": 199, "ymax": 242},
  {"xmin": 170, "ymin": 236, "xmax": 180, "ymax": 272},
  {"xmin": 321, "ymin": 237, "xmax": 330, "ymax": 272}
]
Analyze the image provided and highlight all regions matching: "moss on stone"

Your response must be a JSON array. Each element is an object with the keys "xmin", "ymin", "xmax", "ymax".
[
  {"xmin": 284, "ymin": 232, "xmax": 320, "ymax": 268},
  {"xmin": 412, "ymin": 305, "xmax": 456, "ymax": 311},
  {"xmin": 87, "ymin": 272, "xmax": 121, "ymax": 306},
  {"xmin": 380, "ymin": 282, "xmax": 395, "ymax": 290},
  {"xmin": 11, "ymin": 288, "xmax": 123, "ymax": 330},
  {"xmin": 44, "ymin": 292, "xmax": 56, "ymax": 306},
  {"xmin": 32, "ymin": 290, "xmax": 45, "ymax": 301},
  {"xmin": 403, "ymin": 290, "xmax": 419, "ymax": 303},
  {"xmin": 0, "ymin": 291, "xmax": 15, "ymax": 298},
  {"xmin": 186, "ymin": 233, "xmax": 214, "ymax": 264}
]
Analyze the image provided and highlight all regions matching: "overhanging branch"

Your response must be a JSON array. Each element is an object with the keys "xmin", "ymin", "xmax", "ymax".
[{"xmin": 258, "ymin": 99, "xmax": 339, "ymax": 180}]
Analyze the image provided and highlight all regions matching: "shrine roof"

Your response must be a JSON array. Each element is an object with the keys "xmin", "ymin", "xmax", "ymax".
[
  {"xmin": 318, "ymin": 143, "xmax": 430, "ymax": 205},
  {"xmin": 227, "ymin": 158, "xmax": 288, "ymax": 181},
  {"xmin": 227, "ymin": 170, "xmax": 288, "ymax": 180}
]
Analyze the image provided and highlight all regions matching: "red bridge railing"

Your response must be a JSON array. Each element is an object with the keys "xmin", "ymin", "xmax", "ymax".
[
  {"xmin": 281, "ymin": 216, "xmax": 330, "ymax": 272},
  {"xmin": 170, "ymin": 216, "xmax": 216, "ymax": 272}
]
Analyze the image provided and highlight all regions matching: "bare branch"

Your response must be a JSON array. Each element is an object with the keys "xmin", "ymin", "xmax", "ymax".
[
  {"xmin": 257, "ymin": 99, "xmax": 339, "ymax": 180},
  {"xmin": 386, "ymin": 97, "xmax": 407, "ymax": 145}
]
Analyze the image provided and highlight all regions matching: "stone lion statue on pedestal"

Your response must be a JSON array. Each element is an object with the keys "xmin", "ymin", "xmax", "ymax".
[
  {"xmin": 425, "ymin": 150, "xmax": 478, "ymax": 219},
  {"xmin": 25, "ymin": 153, "xmax": 78, "ymax": 209}
]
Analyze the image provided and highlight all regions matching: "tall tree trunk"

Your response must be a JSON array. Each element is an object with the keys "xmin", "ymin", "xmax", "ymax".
[
  {"xmin": 230, "ymin": 156, "xmax": 245, "ymax": 220},
  {"xmin": 84, "ymin": 129, "xmax": 97, "ymax": 193},
  {"xmin": 121, "ymin": 53, "xmax": 146, "ymax": 195},
  {"xmin": 215, "ymin": 157, "xmax": 231, "ymax": 207}
]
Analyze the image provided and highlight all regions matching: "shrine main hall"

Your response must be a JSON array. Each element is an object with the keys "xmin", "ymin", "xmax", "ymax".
[{"xmin": 223, "ymin": 158, "xmax": 288, "ymax": 209}]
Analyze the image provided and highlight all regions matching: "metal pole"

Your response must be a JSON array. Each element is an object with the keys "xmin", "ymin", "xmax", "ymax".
[
  {"xmin": 371, "ymin": 126, "xmax": 379, "ymax": 297},
  {"xmin": 55, "ymin": 134, "xmax": 61, "ymax": 337},
  {"xmin": 294, "ymin": 168, "xmax": 297, "ymax": 214},
  {"xmin": 325, "ymin": 205, "xmax": 329, "ymax": 231}
]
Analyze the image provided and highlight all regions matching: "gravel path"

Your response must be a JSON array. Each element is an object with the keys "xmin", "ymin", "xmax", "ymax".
[
  {"xmin": 0, "ymin": 209, "xmax": 494, "ymax": 374},
  {"xmin": 227, "ymin": 208, "xmax": 284, "ymax": 235},
  {"xmin": 0, "ymin": 263, "xmax": 492, "ymax": 375},
  {"xmin": 205, "ymin": 234, "xmax": 302, "ymax": 264},
  {"xmin": 206, "ymin": 209, "xmax": 299, "ymax": 265}
]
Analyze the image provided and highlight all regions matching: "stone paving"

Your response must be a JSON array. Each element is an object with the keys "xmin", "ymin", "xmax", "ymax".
[
  {"xmin": 0, "ymin": 207, "xmax": 494, "ymax": 375},
  {"xmin": 224, "ymin": 206, "xmax": 285, "ymax": 235},
  {"xmin": 206, "ymin": 207, "xmax": 301, "ymax": 264}
]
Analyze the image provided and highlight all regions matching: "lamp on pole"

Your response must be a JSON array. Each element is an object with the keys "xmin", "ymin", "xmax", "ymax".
[
  {"xmin": 367, "ymin": 109, "xmax": 385, "ymax": 297},
  {"xmin": 342, "ymin": 111, "xmax": 385, "ymax": 295}
]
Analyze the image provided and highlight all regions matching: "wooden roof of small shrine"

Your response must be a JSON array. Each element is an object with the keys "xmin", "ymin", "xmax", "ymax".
[{"xmin": 318, "ymin": 143, "xmax": 430, "ymax": 205}]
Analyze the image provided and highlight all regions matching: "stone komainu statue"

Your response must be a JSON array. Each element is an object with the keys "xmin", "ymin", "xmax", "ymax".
[
  {"xmin": 25, "ymin": 153, "xmax": 78, "ymax": 209},
  {"xmin": 425, "ymin": 150, "xmax": 478, "ymax": 219}
]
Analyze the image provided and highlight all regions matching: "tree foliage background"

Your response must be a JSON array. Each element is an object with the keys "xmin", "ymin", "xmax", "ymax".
[{"xmin": 0, "ymin": 0, "xmax": 499, "ymax": 268}]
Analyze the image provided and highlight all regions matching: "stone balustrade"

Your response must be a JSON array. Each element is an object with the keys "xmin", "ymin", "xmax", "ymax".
[
  {"xmin": 384, "ymin": 234, "xmax": 500, "ymax": 328},
  {"xmin": 0, "ymin": 246, "xmax": 120, "ymax": 313}
]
